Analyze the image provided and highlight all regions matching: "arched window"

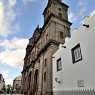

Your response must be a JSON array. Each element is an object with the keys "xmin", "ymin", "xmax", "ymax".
[
  {"xmin": 33, "ymin": 70, "xmax": 39, "ymax": 95},
  {"xmin": 44, "ymin": 59, "xmax": 47, "ymax": 67},
  {"xmin": 59, "ymin": 31, "xmax": 64, "ymax": 39}
]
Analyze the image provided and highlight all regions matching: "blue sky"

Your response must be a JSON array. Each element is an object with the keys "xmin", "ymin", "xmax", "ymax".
[{"xmin": 0, "ymin": 0, "xmax": 95, "ymax": 85}]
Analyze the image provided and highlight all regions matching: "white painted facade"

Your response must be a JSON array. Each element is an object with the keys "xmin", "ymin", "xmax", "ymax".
[{"xmin": 52, "ymin": 12, "xmax": 95, "ymax": 94}]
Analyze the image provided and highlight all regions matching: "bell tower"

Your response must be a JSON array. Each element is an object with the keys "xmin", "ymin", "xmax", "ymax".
[{"xmin": 43, "ymin": 0, "xmax": 69, "ymax": 23}]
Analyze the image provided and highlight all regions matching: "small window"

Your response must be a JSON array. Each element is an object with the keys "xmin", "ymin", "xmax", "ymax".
[
  {"xmin": 60, "ymin": 31, "xmax": 64, "ymax": 39},
  {"xmin": 58, "ymin": 8, "xmax": 61, "ymax": 11},
  {"xmin": 57, "ymin": 58, "xmax": 62, "ymax": 71},
  {"xmin": 44, "ymin": 72, "xmax": 46, "ymax": 82},
  {"xmin": 71, "ymin": 43, "xmax": 82, "ymax": 64},
  {"xmin": 44, "ymin": 59, "xmax": 47, "ymax": 67}
]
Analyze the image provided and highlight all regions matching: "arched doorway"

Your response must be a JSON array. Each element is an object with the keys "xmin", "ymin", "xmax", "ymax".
[{"xmin": 33, "ymin": 69, "xmax": 39, "ymax": 95}]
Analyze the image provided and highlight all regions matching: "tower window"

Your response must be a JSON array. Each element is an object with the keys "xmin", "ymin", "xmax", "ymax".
[
  {"xmin": 60, "ymin": 31, "xmax": 64, "ymax": 39},
  {"xmin": 44, "ymin": 59, "xmax": 47, "ymax": 67},
  {"xmin": 58, "ymin": 8, "xmax": 61, "ymax": 11},
  {"xmin": 71, "ymin": 43, "xmax": 82, "ymax": 64},
  {"xmin": 57, "ymin": 58, "xmax": 62, "ymax": 71}
]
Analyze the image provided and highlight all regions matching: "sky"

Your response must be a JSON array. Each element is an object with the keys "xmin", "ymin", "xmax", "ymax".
[{"xmin": 0, "ymin": 0, "xmax": 95, "ymax": 85}]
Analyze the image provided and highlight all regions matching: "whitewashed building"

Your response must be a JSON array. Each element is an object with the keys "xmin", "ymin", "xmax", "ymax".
[{"xmin": 52, "ymin": 12, "xmax": 95, "ymax": 95}]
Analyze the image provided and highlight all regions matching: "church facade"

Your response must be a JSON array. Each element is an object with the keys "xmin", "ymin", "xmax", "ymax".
[{"xmin": 22, "ymin": 0, "xmax": 71, "ymax": 95}]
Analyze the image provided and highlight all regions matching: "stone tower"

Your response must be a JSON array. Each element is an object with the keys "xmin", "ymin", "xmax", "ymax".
[{"xmin": 22, "ymin": 0, "xmax": 72, "ymax": 95}]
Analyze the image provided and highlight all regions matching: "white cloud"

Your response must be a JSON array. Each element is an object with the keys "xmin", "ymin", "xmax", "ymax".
[
  {"xmin": 0, "ymin": 0, "xmax": 19, "ymax": 37},
  {"xmin": 0, "ymin": 1, "xmax": 9, "ymax": 36},
  {"xmin": 8, "ymin": 0, "xmax": 17, "ymax": 7},
  {"xmin": 0, "ymin": 49, "xmax": 25, "ymax": 67},
  {"xmin": 77, "ymin": 0, "xmax": 87, "ymax": 18},
  {"xmin": 68, "ymin": 12, "xmax": 77, "ymax": 22},
  {"xmin": 0, "ymin": 38, "xmax": 28, "ymax": 67},
  {"xmin": 0, "ymin": 37, "xmax": 28, "ymax": 50},
  {"xmin": 78, "ymin": 7, "xmax": 86, "ymax": 17},
  {"xmin": 23, "ymin": 0, "xmax": 36, "ymax": 5},
  {"xmin": 0, "ymin": 2, "xmax": 4, "ymax": 22},
  {"xmin": 78, "ymin": 0, "xmax": 84, "ymax": 7}
]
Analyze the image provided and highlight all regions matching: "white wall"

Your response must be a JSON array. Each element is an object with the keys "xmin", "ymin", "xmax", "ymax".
[{"xmin": 52, "ymin": 12, "xmax": 95, "ymax": 92}]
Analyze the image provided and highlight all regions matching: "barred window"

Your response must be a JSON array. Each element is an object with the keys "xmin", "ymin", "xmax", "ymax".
[
  {"xmin": 71, "ymin": 43, "xmax": 82, "ymax": 64},
  {"xmin": 77, "ymin": 80, "xmax": 84, "ymax": 87}
]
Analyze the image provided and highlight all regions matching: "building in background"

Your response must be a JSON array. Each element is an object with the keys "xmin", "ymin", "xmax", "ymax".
[
  {"xmin": 0, "ymin": 73, "xmax": 5, "ymax": 93},
  {"xmin": 52, "ymin": 12, "xmax": 95, "ymax": 95},
  {"xmin": 22, "ymin": 0, "xmax": 71, "ymax": 95},
  {"xmin": 13, "ymin": 75, "xmax": 22, "ymax": 94}
]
